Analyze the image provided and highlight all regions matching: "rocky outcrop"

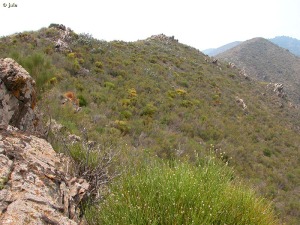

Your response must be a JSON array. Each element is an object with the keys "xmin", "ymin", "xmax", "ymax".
[
  {"xmin": 239, "ymin": 68, "xmax": 250, "ymax": 80},
  {"xmin": 0, "ymin": 58, "xmax": 38, "ymax": 132},
  {"xmin": 0, "ymin": 126, "xmax": 89, "ymax": 225},
  {"xmin": 266, "ymin": 83, "xmax": 287, "ymax": 99},
  {"xmin": 264, "ymin": 83, "xmax": 292, "ymax": 108},
  {"xmin": 235, "ymin": 97, "xmax": 248, "ymax": 112},
  {"xmin": 147, "ymin": 34, "xmax": 178, "ymax": 44},
  {"xmin": 49, "ymin": 24, "xmax": 72, "ymax": 53},
  {"xmin": 273, "ymin": 83, "xmax": 286, "ymax": 98},
  {"xmin": 227, "ymin": 62, "xmax": 236, "ymax": 68},
  {"xmin": 0, "ymin": 58, "xmax": 89, "ymax": 224}
]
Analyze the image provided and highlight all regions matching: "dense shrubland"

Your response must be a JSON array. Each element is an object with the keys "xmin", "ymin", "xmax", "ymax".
[{"xmin": 0, "ymin": 26, "xmax": 299, "ymax": 224}]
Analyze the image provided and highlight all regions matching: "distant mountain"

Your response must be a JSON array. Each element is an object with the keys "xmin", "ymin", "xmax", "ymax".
[
  {"xmin": 202, "ymin": 41, "xmax": 241, "ymax": 56},
  {"xmin": 269, "ymin": 36, "xmax": 300, "ymax": 57},
  {"xmin": 204, "ymin": 36, "xmax": 300, "ymax": 58},
  {"xmin": 217, "ymin": 37, "xmax": 300, "ymax": 104}
]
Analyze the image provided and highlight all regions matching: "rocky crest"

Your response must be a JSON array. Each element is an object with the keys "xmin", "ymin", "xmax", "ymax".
[
  {"xmin": 147, "ymin": 34, "xmax": 178, "ymax": 44},
  {"xmin": 49, "ymin": 24, "xmax": 72, "ymax": 53},
  {"xmin": 0, "ymin": 58, "xmax": 89, "ymax": 224}
]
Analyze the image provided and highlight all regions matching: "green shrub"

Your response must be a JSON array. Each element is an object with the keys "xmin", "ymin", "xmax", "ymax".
[
  {"xmin": 75, "ymin": 81, "xmax": 84, "ymax": 92},
  {"xmin": 78, "ymin": 58, "xmax": 85, "ymax": 64},
  {"xmin": 140, "ymin": 103, "xmax": 158, "ymax": 117},
  {"xmin": 104, "ymin": 81, "xmax": 115, "ymax": 89},
  {"xmin": 229, "ymin": 73, "xmax": 236, "ymax": 78},
  {"xmin": 128, "ymin": 88, "xmax": 137, "ymax": 98},
  {"xmin": 16, "ymin": 53, "xmax": 54, "ymax": 93},
  {"xmin": 86, "ymin": 159, "xmax": 279, "ymax": 225},
  {"xmin": 48, "ymin": 77, "xmax": 57, "ymax": 85},
  {"xmin": 176, "ymin": 88, "xmax": 187, "ymax": 96},
  {"xmin": 95, "ymin": 61, "xmax": 103, "ymax": 68},
  {"xmin": 67, "ymin": 53, "xmax": 76, "ymax": 59},
  {"xmin": 108, "ymin": 69, "xmax": 126, "ymax": 77},
  {"xmin": 121, "ymin": 98, "xmax": 132, "ymax": 107},
  {"xmin": 263, "ymin": 148, "xmax": 272, "ymax": 157},
  {"xmin": 94, "ymin": 67, "xmax": 104, "ymax": 74},
  {"xmin": 167, "ymin": 90, "xmax": 177, "ymax": 98},
  {"xmin": 180, "ymin": 100, "xmax": 194, "ymax": 108},
  {"xmin": 73, "ymin": 59, "xmax": 80, "ymax": 71},
  {"xmin": 120, "ymin": 110, "xmax": 132, "ymax": 119},
  {"xmin": 78, "ymin": 94, "xmax": 87, "ymax": 107},
  {"xmin": 91, "ymin": 92, "xmax": 108, "ymax": 103},
  {"xmin": 177, "ymin": 79, "xmax": 189, "ymax": 88},
  {"xmin": 114, "ymin": 120, "xmax": 130, "ymax": 134}
]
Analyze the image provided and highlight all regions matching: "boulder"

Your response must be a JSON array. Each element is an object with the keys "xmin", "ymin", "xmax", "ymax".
[
  {"xmin": 235, "ymin": 97, "xmax": 248, "ymax": 111},
  {"xmin": 0, "ymin": 58, "xmax": 38, "ymax": 132},
  {"xmin": 273, "ymin": 83, "xmax": 286, "ymax": 98}
]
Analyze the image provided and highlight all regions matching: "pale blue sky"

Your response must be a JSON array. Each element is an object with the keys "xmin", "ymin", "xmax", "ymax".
[{"xmin": 0, "ymin": 0, "xmax": 299, "ymax": 50}]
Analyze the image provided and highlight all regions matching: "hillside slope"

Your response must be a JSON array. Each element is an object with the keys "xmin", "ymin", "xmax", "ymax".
[
  {"xmin": 0, "ymin": 26, "xmax": 300, "ymax": 224},
  {"xmin": 270, "ymin": 36, "xmax": 300, "ymax": 57},
  {"xmin": 217, "ymin": 37, "xmax": 300, "ymax": 104}
]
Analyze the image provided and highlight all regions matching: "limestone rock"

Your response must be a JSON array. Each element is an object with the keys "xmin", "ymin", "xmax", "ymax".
[
  {"xmin": 235, "ymin": 97, "xmax": 248, "ymax": 111},
  {"xmin": 266, "ymin": 82, "xmax": 287, "ymax": 99},
  {"xmin": 51, "ymin": 25, "xmax": 72, "ymax": 53},
  {"xmin": 0, "ymin": 125, "xmax": 89, "ymax": 224},
  {"xmin": 0, "ymin": 58, "xmax": 37, "ymax": 132},
  {"xmin": 227, "ymin": 62, "xmax": 236, "ymax": 68},
  {"xmin": 273, "ymin": 83, "xmax": 286, "ymax": 98},
  {"xmin": 47, "ymin": 119, "xmax": 65, "ymax": 134},
  {"xmin": 239, "ymin": 68, "xmax": 250, "ymax": 80}
]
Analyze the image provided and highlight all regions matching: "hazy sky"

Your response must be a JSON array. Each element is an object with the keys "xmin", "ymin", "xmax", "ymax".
[{"xmin": 0, "ymin": 0, "xmax": 299, "ymax": 50}]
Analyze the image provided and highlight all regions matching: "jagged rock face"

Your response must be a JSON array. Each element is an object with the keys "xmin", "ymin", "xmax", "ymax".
[
  {"xmin": 0, "ymin": 59, "xmax": 89, "ymax": 224},
  {"xmin": 0, "ymin": 125, "xmax": 89, "ymax": 224},
  {"xmin": 0, "ymin": 58, "xmax": 37, "ymax": 132}
]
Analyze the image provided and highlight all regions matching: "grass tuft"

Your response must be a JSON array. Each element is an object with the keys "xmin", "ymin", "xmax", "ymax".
[{"xmin": 85, "ymin": 158, "xmax": 279, "ymax": 225}]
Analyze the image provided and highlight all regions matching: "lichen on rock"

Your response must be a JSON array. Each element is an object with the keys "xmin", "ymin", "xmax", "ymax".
[
  {"xmin": 0, "ymin": 58, "xmax": 89, "ymax": 224},
  {"xmin": 0, "ymin": 58, "xmax": 37, "ymax": 132}
]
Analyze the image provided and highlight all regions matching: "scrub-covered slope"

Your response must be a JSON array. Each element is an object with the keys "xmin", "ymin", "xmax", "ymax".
[{"xmin": 0, "ymin": 25, "xmax": 299, "ymax": 223}]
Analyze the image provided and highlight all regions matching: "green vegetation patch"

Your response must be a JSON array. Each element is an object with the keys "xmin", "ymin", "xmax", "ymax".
[{"xmin": 86, "ymin": 159, "xmax": 278, "ymax": 225}]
